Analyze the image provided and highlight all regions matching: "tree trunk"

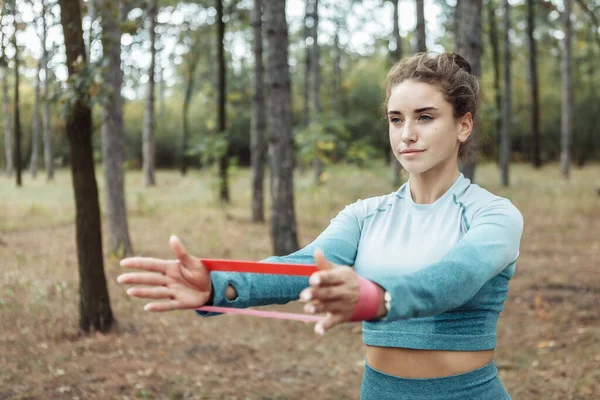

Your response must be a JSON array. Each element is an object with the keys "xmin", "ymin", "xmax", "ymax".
[
  {"xmin": 303, "ymin": 1, "xmax": 310, "ymax": 127},
  {"xmin": 310, "ymin": 0, "xmax": 323, "ymax": 185},
  {"xmin": 2, "ymin": 67, "xmax": 12, "ymax": 178},
  {"xmin": 561, "ymin": 0, "xmax": 572, "ymax": 178},
  {"xmin": 100, "ymin": 0, "xmax": 133, "ymax": 257},
  {"xmin": 12, "ymin": 16, "xmax": 22, "ymax": 187},
  {"xmin": 332, "ymin": 30, "xmax": 342, "ymax": 116},
  {"xmin": 264, "ymin": 0, "xmax": 299, "ymax": 255},
  {"xmin": 42, "ymin": 0, "xmax": 54, "ymax": 181},
  {"xmin": 58, "ymin": 0, "xmax": 113, "ymax": 333},
  {"xmin": 486, "ymin": 0, "xmax": 501, "ymax": 164},
  {"xmin": 454, "ymin": 0, "xmax": 482, "ymax": 182},
  {"xmin": 181, "ymin": 56, "xmax": 197, "ymax": 176},
  {"xmin": 142, "ymin": 0, "xmax": 157, "ymax": 186},
  {"xmin": 500, "ymin": 0, "xmax": 511, "ymax": 187},
  {"xmin": 251, "ymin": 0, "xmax": 266, "ymax": 222},
  {"xmin": 29, "ymin": 58, "xmax": 42, "ymax": 178},
  {"xmin": 526, "ymin": 0, "xmax": 541, "ymax": 168},
  {"xmin": 216, "ymin": 0, "xmax": 229, "ymax": 203},
  {"xmin": 415, "ymin": 0, "xmax": 426, "ymax": 52},
  {"xmin": 390, "ymin": 0, "xmax": 402, "ymax": 187}
]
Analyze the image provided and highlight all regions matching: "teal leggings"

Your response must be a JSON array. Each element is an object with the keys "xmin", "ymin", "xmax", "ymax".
[{"xmin": 360, "ymin": 360, "xmax": 511, "ymax": 400}]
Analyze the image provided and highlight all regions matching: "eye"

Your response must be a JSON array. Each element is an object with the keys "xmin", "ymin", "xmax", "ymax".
[
  {"xmin": 390, "ymin": 117, "xmax": 403, "ymax": 124},
  {"xmin": 419, "ymin": 115, "xmax": 433, "ymax": 121}
]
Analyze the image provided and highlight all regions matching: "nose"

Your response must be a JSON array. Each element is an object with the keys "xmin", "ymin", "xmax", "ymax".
[{"xmin": 401, "ymin": 120, "xmax": 417, "ymax": 144}]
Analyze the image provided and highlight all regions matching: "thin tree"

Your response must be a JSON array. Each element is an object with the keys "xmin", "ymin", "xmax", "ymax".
[
  {"xmin": 415, "ymin": 0, "xmax": 426, "ymax": 52},
  {"xmin": 454, "ymin": 0, "xmax": 482, "ymax": 182},
  {"xmin": 486, "ymin": 0, "xmax": 501, "ymax": 163},
  {"xmin": 42, "ymin": 0, "xmax": 53, "ymax": 181},
  {"xmin": 500, "ymin": 0, "xmax": 511, "ymax": 186},
  {"xmin": 390, "ymin": 0, "xmax": 402, "ymax": 187},
  {"xmin": 12, "ymin": 1, "xmax": 22, "ymax": 187},
  {"xmin": 264, "ymin": 0, "xmax": 299, "ymax": 255},
  {"xmin": 0, "ymin": 6, "xmax": 12, "ymax": 178},
  {"xmin": 58, "ymin": 0, "xmax": 113, "ymax": 332},
  {"xmin": 29, "ymin": 57, "xmax": 42, "ymax": 178},
  {"xmin": 251, "ymin": 0, "xmax": 266, "ymax": 222},
  {"xmin": 303, "ymin": 0, "xmax": 310, "ymax": 126},
  {"xmin": 181, "ymin": 38, "xmax": 200, "ymax": 176},
  {"xmin": 216, "ymin": 0, "xmax": 229, "ymax": 202},
  {"xmin": 310, "ymin": 0, "xmax": 323, "ymax": 185},
  {"xmin": 526, "ymin": 0, "xmax": 541, "ymax": 167},
  {"xmin": 100, "ymin": 0, "xmax": 133, "ymax": 256},
  {"xmin": 561, "ymin": 0, "xmax": 572, "ymax": 178},
  {"xmin": 142, "ymin": 0, "xmax": 157, "ymax": 186}
]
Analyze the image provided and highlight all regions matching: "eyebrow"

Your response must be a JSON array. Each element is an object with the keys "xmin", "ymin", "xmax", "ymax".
[{"xmin": 387, "ymin": 107, "xmax": 439, "ymax": 115}]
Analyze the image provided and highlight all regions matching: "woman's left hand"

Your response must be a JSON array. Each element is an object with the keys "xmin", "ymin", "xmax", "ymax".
[{"xmin": 299, "ymin": 249, "xmax": 361, "ymax": 335}]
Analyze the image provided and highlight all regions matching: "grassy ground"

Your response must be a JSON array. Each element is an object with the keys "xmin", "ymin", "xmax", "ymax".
[{"xmin": 0, "ymin": 162, "xmax": 599, "ymax": 400}]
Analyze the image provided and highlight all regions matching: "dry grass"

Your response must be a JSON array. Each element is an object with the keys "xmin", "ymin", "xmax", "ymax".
[{"xmin": 0, "ymin": 162, "xmax": 599, "ymax": 399}]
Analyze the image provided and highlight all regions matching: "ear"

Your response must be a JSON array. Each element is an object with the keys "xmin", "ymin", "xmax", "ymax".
[{"xmin": 457, "ymin": 112, "xmax": 473, "ymax": 143}]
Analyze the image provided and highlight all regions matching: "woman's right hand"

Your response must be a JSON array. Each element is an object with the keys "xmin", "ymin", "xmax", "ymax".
[{"xmin": 117, "ymin": 235, "xmax": 212, "ymax": 312}]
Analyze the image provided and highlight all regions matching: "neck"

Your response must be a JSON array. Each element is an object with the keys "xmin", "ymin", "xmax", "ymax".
[{"xmin": 408, "ymin": 160, "xmax": 461, "ymax": 205}]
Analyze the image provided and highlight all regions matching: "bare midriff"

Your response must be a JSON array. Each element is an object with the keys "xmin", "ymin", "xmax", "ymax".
[{"xmin": 366, "ymin": 346, "xmax": 495, "ymax": 378}]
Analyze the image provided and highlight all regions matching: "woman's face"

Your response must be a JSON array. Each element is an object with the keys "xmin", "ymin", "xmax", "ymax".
[{"xmin": 387, "ymin": 80, "xmax": 472, "ymax": 177}]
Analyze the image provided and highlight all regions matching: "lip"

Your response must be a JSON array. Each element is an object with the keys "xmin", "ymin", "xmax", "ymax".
[{"xmin": 400, "ymin": 149, "xmax": 425, "ymax": 155}]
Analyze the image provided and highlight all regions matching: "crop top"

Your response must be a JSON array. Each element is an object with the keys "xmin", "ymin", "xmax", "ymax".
[{"xmin": 196, "ymin": 173, "xmax": 524, "ymax": 351}]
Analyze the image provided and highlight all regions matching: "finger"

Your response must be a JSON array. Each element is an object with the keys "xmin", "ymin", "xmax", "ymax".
[
  {"xmin": 309, "ymin": 268, "xmax": 349, "ymax": 287},
  {"xmin": 143, "ymin": 300, "xmax": 184, "ymax": 312},
  {"xmin": 314, "ymin": 248, "xmax": 335, "ymax": 271},
  {"xmin": 117, "ymin": 272, "xmax": 169, "ymax": 286},
  {"xmin": 304, "ymin": 300, "xmax": 348, "ymax": 315},
  {"xmin": 119, "ymin": 257, "xmax": 177, "ymax": 273},
  {"xmin": 170, "ymin": 235, "xmax": 198, "ymax": 268},
  {"xmin": 315, "ymin": 313, "xmax": 345, "ymax": 335},
  {"xmin": 305, "ymin": 285, "xmax": 344, "ymax": 302},
  {"xmin": 126, "ymin": 286, "xmax": 173, "ymax": 300}
]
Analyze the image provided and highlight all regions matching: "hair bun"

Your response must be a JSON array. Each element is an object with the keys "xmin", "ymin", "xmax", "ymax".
[{"xmin": 450, "ymin": 53, "xmax": 472, "ymax": 74}]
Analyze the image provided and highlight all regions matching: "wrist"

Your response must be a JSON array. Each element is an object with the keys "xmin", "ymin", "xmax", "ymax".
[{"xmin": 349, "ymin": 276, "xmax": 384, "ymax": 322}]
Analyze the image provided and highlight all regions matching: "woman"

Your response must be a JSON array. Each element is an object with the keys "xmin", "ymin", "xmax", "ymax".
[{"xmin": 118, "ymin": 52, "xmax": 523, "ymax": 399}]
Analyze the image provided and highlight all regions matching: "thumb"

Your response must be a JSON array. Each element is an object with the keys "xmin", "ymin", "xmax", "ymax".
[
  {"xmin": 169, "ymin": 235, "xmax": 195, "ymax": 267},
  {"xmin": 314, "ymin": 248, "xmax": 335, "ymax": 271}
]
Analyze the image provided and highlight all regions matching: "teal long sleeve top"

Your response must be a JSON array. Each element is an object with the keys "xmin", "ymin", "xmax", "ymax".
[{"xmin": 196, "ymin": 174, "xmax": 524, "ymax": 351}]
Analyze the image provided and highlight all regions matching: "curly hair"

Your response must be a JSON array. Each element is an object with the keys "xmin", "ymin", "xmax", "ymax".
[{"xmin": 383, "ymin": 52, "xmax": 480, "ymax": 162}]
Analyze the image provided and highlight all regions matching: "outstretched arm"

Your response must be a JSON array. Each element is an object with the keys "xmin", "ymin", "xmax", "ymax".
[
  {"xmin": 198, "ymin": 202, "xmax": 364, "ymax": 315},
  {"xmin": 304, "ymin": 198, "xmax": 523, "ymax": 332}
]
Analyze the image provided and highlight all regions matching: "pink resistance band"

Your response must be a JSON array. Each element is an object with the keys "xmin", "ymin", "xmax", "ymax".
[{"xmin": 196, "ymin": 259, "xmax": 382, "ymax": 323}]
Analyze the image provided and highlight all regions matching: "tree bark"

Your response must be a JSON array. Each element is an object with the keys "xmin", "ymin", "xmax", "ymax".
[
  {"xmin": 42, "ymin": 0, "xmax": 54, "ymax": 181},
  {"xmin": 264, "ymin": 0, "xmax": 299, "ymax": 255},
  {"xmin": 561, "ymin": 0, "xmax": 572, "ymax": 178},
  {"xmin": 454, "ymin": 0, "xmax": 482, "ymax": 182},
  {"xmin": 58, "ymin": 0, "xmax": 113, "ymax": 333},
  {"xmin": 181, "ymin": 52, "xmax": 198, "ymax": 176},
  {"xmin": 390, "ymin": 0, "xmax": 402, "ymax": 188},
  {"xmin": 251, "ymin": 0, "xmax": 266, "ymax": 222},
  {"xmin": 500, "ymin": 0, "xmax": 511, "ymax": 186},
  {"xmin": 2, "ymin": 66, "xmax": 12, "ymax": 178},
  {"xmin": 486, "ymin": 0, "xmax": 501, "ymax": 164},
  {"xmin": 303, "ymin": 1, "xmax": 310, "ymax": 126},
  {"xmin": 12, "ymin": 13, "xmax": 22, "ymax": 187},
  {"xmin": 216, "ymin": 0, "xmax": 229, "ymax": 202},
  {"xmin": 415, "ymin": 0, "xmax": 426, "ymax": 52},
  {"xmin": 30, "ymin": 58, "xmax": 42, "ymax": 178},
  {"xmin": 100, "ymin": 0, "xmax": 133, "ymax": 256},
  {"xmin": 310, "ymin": 0, "xmax": 324, "ymax": 184},
  {"xmin": 526, "ymin": 0, "xmax": 541, "ymax": 168},
  {"xmin": 142, "ymin": 0, "xmax": 157, "ymax": 186}
]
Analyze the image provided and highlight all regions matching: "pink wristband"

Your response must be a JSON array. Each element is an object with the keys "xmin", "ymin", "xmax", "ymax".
[{"xmin": 349, "ymin": 276, "xmax": 383, "ymax": 322}]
